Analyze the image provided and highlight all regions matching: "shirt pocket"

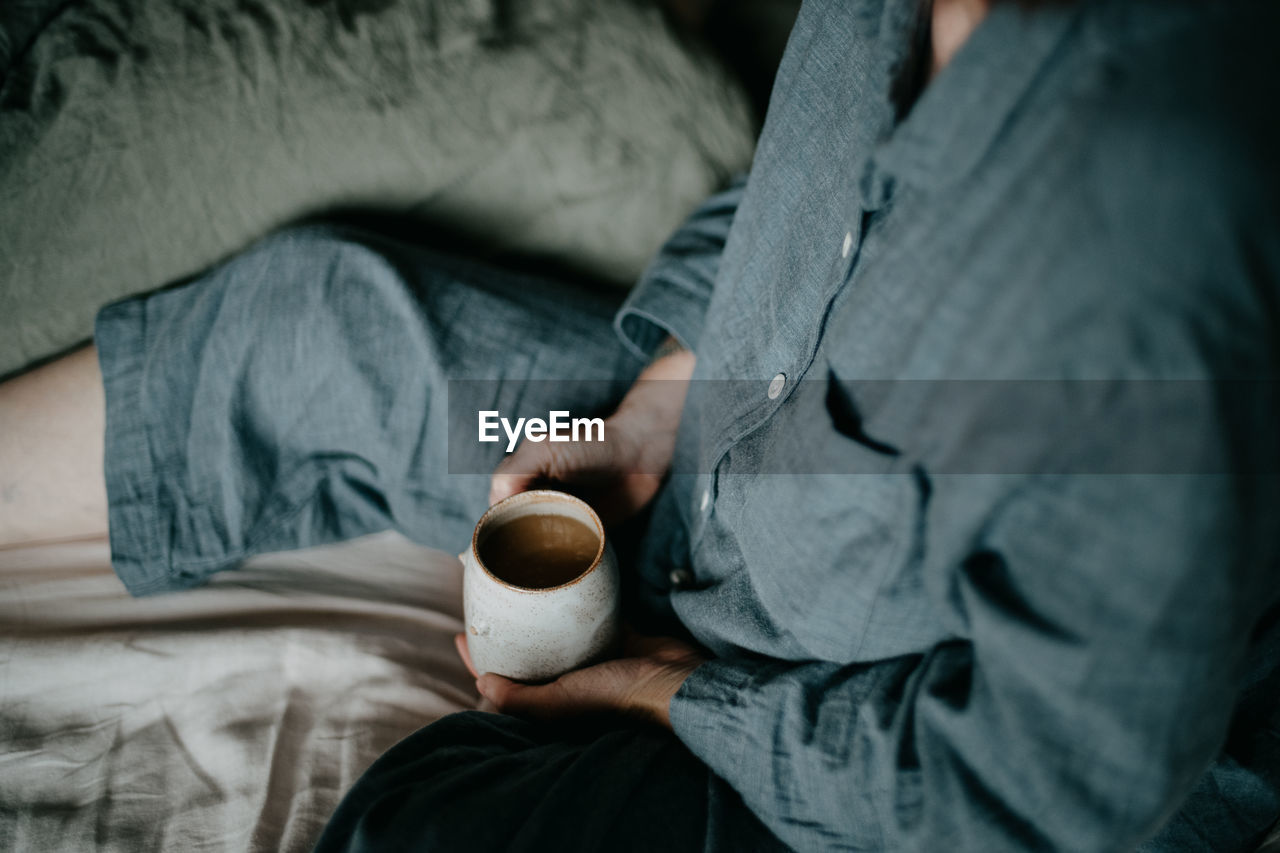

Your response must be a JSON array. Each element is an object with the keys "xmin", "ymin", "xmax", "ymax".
[{"xmin": 734, "ymin": 367, "xmax": 928, "ymax": 663}]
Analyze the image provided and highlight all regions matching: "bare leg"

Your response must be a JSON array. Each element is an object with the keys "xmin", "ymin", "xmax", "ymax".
[{"xmin": 0, "ymin": 346, "xmax": 108, "ymax": 547}]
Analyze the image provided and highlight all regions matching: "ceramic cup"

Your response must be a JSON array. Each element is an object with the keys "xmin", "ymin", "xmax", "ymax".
[{"xmin": 462, "ymin": 489, "xmax": 620, "ymax": 681}]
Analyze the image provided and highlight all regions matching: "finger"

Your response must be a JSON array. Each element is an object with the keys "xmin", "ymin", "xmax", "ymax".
[
  {"xmin": 476, "ymin": 674, "xmax": 578, "ymax": 720},
  {"xmin": 454, "ymin": 633, "xmax": 480, "ymax": 679},
  {"xmin": 489, "ymin": 433, "xmax": 623, "ymax": 506},
  {"xmin": 488, "ymin": 441, "xmax": 551, "ymax": 505},
  {"xmin": 488, "ymin": 471, "xmax": 536, "ymax": 507}
]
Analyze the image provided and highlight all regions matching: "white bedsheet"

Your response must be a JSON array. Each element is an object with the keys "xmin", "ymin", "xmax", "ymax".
[
  {"xmin": 3, "ymin": 534, "xmax": 1278, "ymax": 852},
  {"xmin": 0, "ymin": 532, "xmax": 476, "ymax": 852}
]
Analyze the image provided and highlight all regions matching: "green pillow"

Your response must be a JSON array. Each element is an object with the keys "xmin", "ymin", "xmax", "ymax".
[{"xmin": 0, "ymin": 0, "xmax": 754, "ymax": 376}]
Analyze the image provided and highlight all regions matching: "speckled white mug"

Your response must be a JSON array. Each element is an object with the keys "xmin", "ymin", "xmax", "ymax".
[{"xmin": 463, "ymin": 489, "xmax": 620, "ymax": 682}]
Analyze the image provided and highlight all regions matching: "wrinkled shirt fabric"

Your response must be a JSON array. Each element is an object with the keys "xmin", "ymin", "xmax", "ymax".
[{"xmin": 615, "ymin": 0, "xmax": 1280, "ymax": 849}]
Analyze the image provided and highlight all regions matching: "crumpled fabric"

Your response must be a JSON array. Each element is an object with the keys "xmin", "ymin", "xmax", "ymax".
[
  {"xmin": 0, "ymin": 0, "xmax": 755, "ymax": 377},
  {"xmin": 0, "ymin": 531, "xmax": 475, "ymax": 852}
]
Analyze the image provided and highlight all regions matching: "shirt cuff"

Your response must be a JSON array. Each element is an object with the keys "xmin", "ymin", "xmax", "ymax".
[
  {"xmin": 612, "ymin": 270, "xmax": 711, "ymax": 361},
  {"xmin": 95, "ymin": 298, "xmax": 180, "ymax": 596}
]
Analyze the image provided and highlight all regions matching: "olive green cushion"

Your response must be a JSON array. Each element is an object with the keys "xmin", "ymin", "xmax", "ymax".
[{"xmin": 0, "ymin": 0, "xmax": 754, "ymax": 376}]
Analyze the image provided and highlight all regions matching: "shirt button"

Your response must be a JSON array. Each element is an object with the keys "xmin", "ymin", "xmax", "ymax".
[
  {"xmin": 841, "ymin": 231, "xmax": 854, "ymax": 258},
  {"xmin": 767, "ymin": 373, "xmax": 786, "ymax": 400},
  {"xmin": 668, "ymin": 568, "xmax": 694, "ymax": 589},
  {"xmin": 699, "ymin": 488, "xmax": 710, "ymax": 512}
]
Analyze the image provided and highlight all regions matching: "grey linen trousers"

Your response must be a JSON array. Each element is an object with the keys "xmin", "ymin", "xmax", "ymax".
[{"xmin": 93, "ymin": 224, "xmax": 786, "ymax": 852}]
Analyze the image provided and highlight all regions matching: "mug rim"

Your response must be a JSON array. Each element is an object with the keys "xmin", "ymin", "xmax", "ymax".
[{"xmin": 471, "ymin": 489, "xmax": 606, "ymax": 594}]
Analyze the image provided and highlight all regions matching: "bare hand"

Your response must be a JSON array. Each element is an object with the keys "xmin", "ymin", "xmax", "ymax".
[
  {"xmin": 488, "ymin": 348, "xmax": 694, "ymax": 525},
  {"xmin": 454, "ymin": 631, "xmax": 706, "ymax": 730}
]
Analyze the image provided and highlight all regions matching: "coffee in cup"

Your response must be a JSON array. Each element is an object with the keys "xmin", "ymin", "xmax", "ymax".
[
  {"xmin": 477, "ymin": 511, "xmax": 600, "ymax": 590},
  {"xmin": 462, "ymin": 490, "xmax": 620, "ymax": 681}
]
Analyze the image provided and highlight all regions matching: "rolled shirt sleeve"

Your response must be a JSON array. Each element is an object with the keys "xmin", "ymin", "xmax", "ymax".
[
  {"xmin": 613, "ymin": 174, "xmax": 748, "ymax": 359},
  {"xmin": 670, "ymin": 463, "xmax": 1277, "ymax": 851}
]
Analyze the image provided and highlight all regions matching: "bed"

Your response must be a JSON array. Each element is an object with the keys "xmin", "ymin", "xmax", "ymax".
[
  {"xmin": 0, "ymin": 533, "xmax": 475, "ymax": 851},
  {"xmin": 5, "ymin": 538, "xmax": 1280, "ymax": 851},
  {"xmin": 0, "ymin": 0, "xmax": 761, "ymax": 848}
]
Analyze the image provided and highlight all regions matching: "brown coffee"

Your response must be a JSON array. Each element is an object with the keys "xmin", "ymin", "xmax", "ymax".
[{"xmin": 478, "ymin": 513, "xmax": 600, "ymax": 589}]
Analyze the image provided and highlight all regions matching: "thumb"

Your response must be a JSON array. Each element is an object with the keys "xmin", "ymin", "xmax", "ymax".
[
  {"xmin": 488, "ymin": 470, "xmax": 536, "ymax": 507},
  {"xmin": 487, "ymin": 439, "xmax": 551, "ymax": 505}
]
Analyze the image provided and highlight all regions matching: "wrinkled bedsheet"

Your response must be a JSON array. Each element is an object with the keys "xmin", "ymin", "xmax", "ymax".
[
  {"xmin": 0, "ymin": 532, "xmax": 476, "ymax": 852},
  {"xmin": 3, "ymin": 542, "xmax": 1280, "ymax": 853}
]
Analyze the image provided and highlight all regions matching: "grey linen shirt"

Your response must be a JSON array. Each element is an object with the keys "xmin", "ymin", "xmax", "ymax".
[{"xmin": 614, "ymin": 0, "xmax": 1280, "ymax": 850}]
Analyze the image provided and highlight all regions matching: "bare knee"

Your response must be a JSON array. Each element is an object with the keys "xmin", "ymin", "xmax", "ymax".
[{"xmin": 0, "ymin": 346, "xmax": 108, "ymax": 547}]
